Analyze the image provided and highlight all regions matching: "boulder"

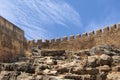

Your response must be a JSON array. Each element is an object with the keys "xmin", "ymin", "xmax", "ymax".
[
  {"xmin": 17, "ymin": 73, "xmax": 30, "ymax": 80},
  {"xmin": 38, "ymin": 64, "xmax": 49, "ymax": 70},
  {"xmin": 107, "ymin": 72, "xmax": 120, "ymax": 80},
  {"xmin": 9, "ymin": 71, "xmax": 21, "ymax": 80},
  {"xmin": 36, "ymin": 75, "xmax": 43, "ymax": 80},
  {"xmin": 72, "ymin": 67, "xmax": 86, "ymax": 75},
  {"xmin": 17, "ymin": 63, "xmax": 35, "ymax": 73},
  {"xmin": 112, "ymin": 66, "xmax": 120, "ymax": 72},
  {"xmin": 43, "ymin": 69, "xmax": 50, "ymax": 74},
  {"xmin": 0, "ymin": 71, "xmax": 11, "ymax": 80},
  {"xmin": 49, "ymin": 71, "xmax": 57, "ymax": 75},
  {"xmin": 87, "ymin": 56, "xmax": 98, "ymax": 68},
  {"xmin": 90, "ymin": 44, "xmax": 120, "ymax": 56},
  {"xmin": 96, "ymin": 72, "xmax": 107, "ymax": 80},
  {"xmin": 46, "ymin": 59, "xmax": 57, "ymax": 65},
  {"xmin": 99, "ymin": 65, "xmax": 111, "ymax": 72},
  {"xmin": 57, "ymin": 67, "xmax": 69, "ymax": 74},
  {"xmin": 86, "ymin": 68, "xmax": 99, "ymax": 75},
  {"xmin": 99, "ymin": 54, "xmax": 112, "ymax": 66},
  {"xmin": 112, "ymin": 56, "xmax": 120, "ymax": 66},
  {"xmin": 77, "ymin": 50, "xmax": 91, "ymax": 56},
  {"xmin": 1, "ymin": 63, "xmax": 18, "ymax": 71}
]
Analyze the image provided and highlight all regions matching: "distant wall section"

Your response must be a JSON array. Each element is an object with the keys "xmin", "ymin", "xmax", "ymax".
[{"xmin": 28, "ymin": 23, "xmax": 120, "ymax": 51}]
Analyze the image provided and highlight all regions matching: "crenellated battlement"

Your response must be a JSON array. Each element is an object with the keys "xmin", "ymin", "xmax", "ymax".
[
  {"xmin": 28, "ymin": 23, "xmax": 120, "ymax": 44},
  {"xmin": 56, "ymin": 38, "xmax": 61, "ymax": 44},
  {"xmin": 76, "ymin": 34, "xmax": 81, "ymax": 39},
  {"xmin": 103, "ymin": 27, "xmax": 109, "ymax": 33},
  {"xmin": 88, "ymin": 31, "xmax": 95, "ymax": 37},
  {"xmin": 27, "ymin": 23, "xmax": 120, "ymax": 50},
  {"xmin": 110, "ymin": 24, "xmax": 117, "ymax": 32}
]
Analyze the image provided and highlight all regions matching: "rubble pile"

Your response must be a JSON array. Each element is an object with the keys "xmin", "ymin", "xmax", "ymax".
[{"xmin": 0, "ymin": 45, "xmax": 120, "ymax": 80}]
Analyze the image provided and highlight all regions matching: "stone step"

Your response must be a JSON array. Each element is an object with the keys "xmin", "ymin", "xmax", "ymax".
[
  {"xmin": 64, "ymin": 74, "xmax": 96, "ymax": 80},
  {"xmin": 40, "ymin": 50, "xmax": 65, "ymax": 56},
  {"xmin": 72, "ymin": 68, "xmax": 99, "ymax": 75}
]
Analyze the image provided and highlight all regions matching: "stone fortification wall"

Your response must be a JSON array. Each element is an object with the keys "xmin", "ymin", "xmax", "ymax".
[
  {"xmin": 0, "ymin": 16, "xmax": 26, "ymax": 62},
  {"xmin": 28, "ymin": 23, "xmax": 120, "ymax": 51}
]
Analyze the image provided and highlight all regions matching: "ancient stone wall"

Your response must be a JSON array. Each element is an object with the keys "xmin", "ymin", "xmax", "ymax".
[
  {"xmin": 28, "ymin": 23, "xmax": 120, "ymax": 51},
  {"xmin": 0, "ymin": 16, "xmax": 26, "ymax": 62},
  {"xmin": 0, "ymin": 16, "xmax": 120, "ymax": 62}
]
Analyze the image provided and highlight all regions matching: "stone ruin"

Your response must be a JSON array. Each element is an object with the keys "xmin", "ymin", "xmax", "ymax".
[
  {"xmin": 0, "ymin": 16, "xmax": 26, "ymax": 62},
  {"xmin": 0, "ymin": 16, "xmax": 120, "ymax": 80},
  {"xmin": 28, "ymin": 22, "xmax": 120, "ymax": 51}
]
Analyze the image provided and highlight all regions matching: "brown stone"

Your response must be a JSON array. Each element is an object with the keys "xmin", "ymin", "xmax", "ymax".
[
  {"xmin": 57, "ymin": 67, "xmax": 69, "ymax": 74},
  {"xmin": 86, "ymin": 68, "xmax": 99, "ymax": 75},
  {"xmin": 99, "ymin": 65, "xmax": 111, "ymax": 72},
  {"xmin": 72, "ymin": 68, "xmax": 86, "ymax": 75},
  {"xmin": 112, "ymin": 66, "xmax": 120, "ymax": 72},
  {"xmin": 99, "ymin": 54, "xmax": 112, "ymax": 66},
  {"xmin": 87, "ymin": 56, "xmax": 98, "ymax": 68},
  {"xmin": 107, "ymin": 72, "xmax": 120, "ymax": 80},
  {"xmin": 40, "ymin": 50, "xmax": 65, "ymax": 56}
]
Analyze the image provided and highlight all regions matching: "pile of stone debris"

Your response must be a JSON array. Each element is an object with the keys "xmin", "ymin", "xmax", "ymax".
[{"xmin": 0, "ymin": 44, "xmax": 120, "ymax": 80}]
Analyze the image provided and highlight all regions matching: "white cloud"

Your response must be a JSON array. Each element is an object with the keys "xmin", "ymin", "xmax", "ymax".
[{"xmin": 0, "ymin": 0, "xmax": 82, "ymax": 40}]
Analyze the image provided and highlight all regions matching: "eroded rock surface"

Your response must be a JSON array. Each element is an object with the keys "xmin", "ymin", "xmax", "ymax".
[{"xmin": 0, "ymin": 45, "xmax": 120, "ymax": 80}]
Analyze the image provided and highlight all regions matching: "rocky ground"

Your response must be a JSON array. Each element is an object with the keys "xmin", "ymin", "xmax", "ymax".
[{"xmin": 0, "ymin": 44, "xmax": 120, "ymax": 80}]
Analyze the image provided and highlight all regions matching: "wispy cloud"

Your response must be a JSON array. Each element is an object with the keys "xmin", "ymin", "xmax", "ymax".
[{"xmin": 0, "ymin": 0, "xmax": 82, "ymax": 40}]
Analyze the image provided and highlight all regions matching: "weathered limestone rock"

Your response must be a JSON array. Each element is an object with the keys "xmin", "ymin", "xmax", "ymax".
[
  {"xmin": 107, "ymin": 72, "xmax": 120, "ymax": 80},
  {"xmin": 38, "ymin": 64, "xmax": 49, "ymax": 70},
  {"xmin": 112, "ymin": 56, "xmax": 120, "ymax": 65},
  {"xmin": 87, "ymin": 56, "xmax": 98, "ymax": 68},
  {"xmin": 40, "ymin": 50, "xmax": 65, "ymax": 56},
  {"xmin": 0, "ymin": 71, "xmax": 11, "ymax": 80},
  {"xmin": 72, "ymin": 67, "xmax": 86, "ymax": 75},
  {"xmin": 112, "ymin": 65, "xmax": 120, "ymax": 72},
  {"xmin": 77, "ymin": 50, "xmax": 91, "ymax": 56},
  {"xmin": 86, "ymin": 68, "xmax": 99, "ymax": 75},
  {"xmin": 8, "ymin": 71, "xmax": 21, "ymax": 80},
  {"xmin": 49, "ymin": 71, "xmax": 57, "ymax": 75},
  {"xmin": 0, "ymin": 44, "xmax": 120, "ymax": 80},
  {"xmin": 57, "ymin": 67, "xmax": 69, "ymax": 74},
  {"xmin": 46, "ymin": 58, "xmax": 57, "ymax": 65},
  {"xmin": 17, "ymin": 73, "xmax": 31, "ymax": 80},
  {"xmin": 43, "ymin": 69, "xmax": 50, "ymax": 74},
  {"xmin": 90, "ymin": 44, "xmax": 120, "ymax": 56},
  {"xmin": 17, "ymin": 63, "xmax": 35, "ymax": 73},
  {"xmin": 64, "ymin": 74, "xmax": 82, "ymax": 80},
  {"xmin": 99, "ymin": 65, "xmax": 111, "ymax": 72},
  {"xmin": 99, "ymin": 54, "xmax": 112, "ymax": 66},
  {"xmin": 36, "ymin": 75, "xmax": 43, "ymax": 80},
  {"xmin": 0, "ymin": 63, "xmax": 18, "ymax": 71},
  {"xmin": 96, "ymin": 72, "xmax": 107, "ymax": 80},
  {"xmin": 64, "ymin": 74, "xmax": 96, "ymax": 80}
]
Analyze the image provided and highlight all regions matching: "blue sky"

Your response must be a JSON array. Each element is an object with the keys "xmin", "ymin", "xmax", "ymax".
[{"xmin": 0, "ymin": 0, "xmax": 120, "ymax": 40}]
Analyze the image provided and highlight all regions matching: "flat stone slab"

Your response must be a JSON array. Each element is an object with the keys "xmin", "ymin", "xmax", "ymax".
[{"xmin": 41, "ymin": 50, "xmax": 65, "ymax": 56}]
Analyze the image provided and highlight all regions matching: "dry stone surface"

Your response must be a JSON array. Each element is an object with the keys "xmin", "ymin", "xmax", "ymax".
[{"xmin": 0, "ymin": 45, "xmax": 119, "ymax": 80}]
